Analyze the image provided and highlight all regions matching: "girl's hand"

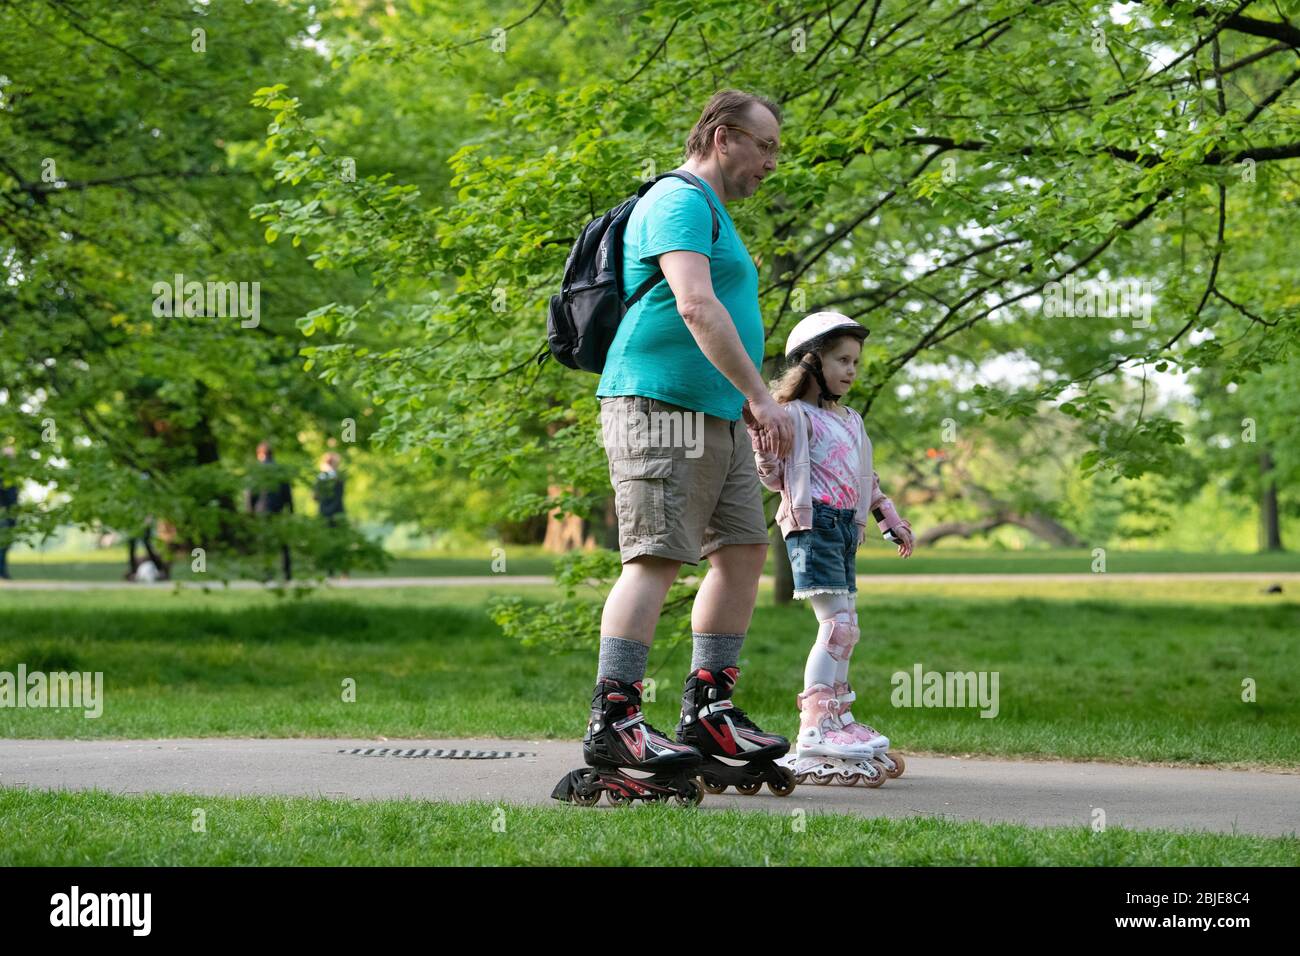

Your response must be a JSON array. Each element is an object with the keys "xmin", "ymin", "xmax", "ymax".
[
  {"xmin": 742, "ymin": 403, "xmax": 773, "ymax": 455},
  {"xmin": 893, "ymin": 523, "xmax": 914, "ymax": 558},
  {"xmin": 746, "ymin": 395, "xmax": 793, "ymax": 458}
]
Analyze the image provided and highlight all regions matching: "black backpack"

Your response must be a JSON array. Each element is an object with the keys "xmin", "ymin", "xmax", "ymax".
[{"xmin": 543, "ymin": 170, "xmax": 720, "ymax": 374}]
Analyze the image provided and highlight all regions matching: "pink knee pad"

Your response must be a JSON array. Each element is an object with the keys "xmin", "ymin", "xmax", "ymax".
[
  {"xmin": 844, "ymin": 623, "xmax": 861, "ymax": 660},
  {"xmin": 816, "ymin": 618, "xmax": 859, "ymax": 662}
]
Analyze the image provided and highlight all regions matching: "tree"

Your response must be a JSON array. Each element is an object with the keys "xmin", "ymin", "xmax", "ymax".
[
  {"xmin": 0, "ymin": 0, "xmax": 384, "ymax": 578},
  {"xmin": 251, "ymin": 1, "xmax": 1296, "ymax": 637},
  {"xmin": 1191, "ymin": 356, "xmax": 1300, "ymax": 551}
]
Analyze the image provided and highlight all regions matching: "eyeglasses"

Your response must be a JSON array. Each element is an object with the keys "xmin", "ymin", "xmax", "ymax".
[{"xmin": 723, "ymin": 125, "xmax": 781, "ymax": 160}]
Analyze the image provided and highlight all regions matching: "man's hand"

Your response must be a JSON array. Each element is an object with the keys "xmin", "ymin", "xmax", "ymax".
[
  {"xmin": 741, "ymin": 403, "xmax": 769, "ymax": 454},
  {"xmin": 744, "ymin": 394, "xmax": 792, "ymax": 458}
]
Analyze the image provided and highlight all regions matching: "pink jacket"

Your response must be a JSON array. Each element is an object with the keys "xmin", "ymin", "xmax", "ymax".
[{"xmin": 748, "ymin": 400, "xmax": 906, "ymax": 541}]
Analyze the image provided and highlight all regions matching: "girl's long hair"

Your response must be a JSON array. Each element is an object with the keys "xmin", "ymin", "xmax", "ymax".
[{"xmin": 769, "ymin": 333, "xmax": 856, "ymax": 409}]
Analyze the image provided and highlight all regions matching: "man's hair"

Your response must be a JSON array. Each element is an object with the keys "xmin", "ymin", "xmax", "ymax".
[{"xmin": 685, "ymin": 90, "xmax": 782, "ymax": 159}]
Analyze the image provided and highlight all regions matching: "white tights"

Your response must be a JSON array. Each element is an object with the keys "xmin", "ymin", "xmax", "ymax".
[{"xmin": 802, "ymin": 591, "xmax": 858, "ymax": 690}]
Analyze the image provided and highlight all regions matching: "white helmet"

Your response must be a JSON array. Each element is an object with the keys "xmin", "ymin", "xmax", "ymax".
[
  {"xmin": 783, "ymin": 311, "xmax": 869, "ymax": 406},
  {"xmin": 784, "ymin": 311, "xmax": 869, "ymax": 361}
]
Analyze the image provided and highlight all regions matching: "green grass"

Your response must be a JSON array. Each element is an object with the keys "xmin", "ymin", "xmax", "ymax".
[
  {"xmin": 1, "ymin": 788, "xmax": 1294, "ymax": 866},
  {"xmin": 0, "ymin": 580, "xmax": 1296, "ymax": 767},
  {"xmin": 7, "ymin": 546, "xmax": 1300, "ymax": 581}
]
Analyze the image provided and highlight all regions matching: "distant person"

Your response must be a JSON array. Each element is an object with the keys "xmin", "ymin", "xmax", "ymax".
[
  {"xmin": 0, "ymin": 445, "xmax": 17, "ymax": 580},
  {"xmin": 248, "ymin": 441, "xmax": 293, "ymax": 581},
  {"xmin": 126, "ymin": 516, "xmax": 169, "ymax": 582},
  {"xmin": 312, "ymin": 452, "xmax": 346, "ymax": 578},
  {"xmin": 312, "ymin": 452, "xmax": 345, "ymax": 523}
]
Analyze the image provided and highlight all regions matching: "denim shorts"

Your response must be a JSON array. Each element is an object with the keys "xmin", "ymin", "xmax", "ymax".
[{"xmin": 784, "ymin": 501, "xmax": 858, "ymax": 599}]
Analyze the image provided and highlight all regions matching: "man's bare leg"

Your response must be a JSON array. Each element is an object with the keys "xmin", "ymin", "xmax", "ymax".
[
  {"xmin": 691, "ymin": 542, "xmax": 767, "ymax": 635},
  {"xmin": 600, "ymin": 554, "xmax": 684, "ymax": 646}
]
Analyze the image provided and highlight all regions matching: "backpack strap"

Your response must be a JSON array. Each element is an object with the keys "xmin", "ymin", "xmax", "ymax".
[{"xmin": 623, "ymin": 171, "xmax": 722, "ymax": 309}]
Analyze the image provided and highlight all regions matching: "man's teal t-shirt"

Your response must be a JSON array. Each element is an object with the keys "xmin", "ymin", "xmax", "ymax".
[{"xmin": 595, "ymin": 174, "xmax": 763, "ymax": 421}]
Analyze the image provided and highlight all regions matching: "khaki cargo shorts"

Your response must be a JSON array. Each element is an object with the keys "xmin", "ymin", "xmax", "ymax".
[{"xmin": 600, "ymin": 395, "xmax": 770, "ymax": 565}]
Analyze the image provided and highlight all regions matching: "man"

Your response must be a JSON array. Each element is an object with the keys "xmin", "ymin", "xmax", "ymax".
[
  {"xmin": 578, "ymin": 90, "xmax": 796, "ymax": 797},
  {"xmin": 125, "ymin": 514, "xmax": 169, "ymax": 582},
  {"xmin": 312, "ymin": 452, "xmax": 345, "ymax": 523},
  {"xmin": 0, "ymin": 445, "xmax": 17, "ymax": 580},
  {"xmin": 312, "ymin": 451, "xmax": 346, "ymax": 578},
  {"xmin": 248, "ymin": 441, "xmax": 294, "ymax": 581}
]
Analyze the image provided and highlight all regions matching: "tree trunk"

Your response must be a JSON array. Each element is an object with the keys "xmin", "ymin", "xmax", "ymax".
[
  {"xmin": 542, "ymin": 482, "xmax": 592, "ymax": 553},
  {"xmin": 1259, "ymin": 450, "xmax": 1283, "ymax": 552},
  {"xmin": 765, "ymin": 211, "xmax": 799, "ymax": 604},
  {"xmin": 917, "ymin": 511, "xmax": 1083, "ymax": 547},
  {"xmin": 602, "ymin": 494, "xmax": 620, "ymax": 550},
  {"xmin": 541, "ymin": 415, "xmax": 601, "ymax": 554},
  {"xmin": 771, "ymin": 517, "xmax": 793, "ymax": 604},
  {"xmin": 915, "ymin": 516, "xmax": 1005, "ymax": 545},
  {"xmin": 1003, "ymin": 511, "xmax": 1084, "ymax": 548}
]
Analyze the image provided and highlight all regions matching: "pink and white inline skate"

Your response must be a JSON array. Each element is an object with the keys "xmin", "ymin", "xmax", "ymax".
[
  {"xmin": 834, "ymin": 680, "xmax": 905, "ymax": 778},
  {"xmin": 776, "ymin": 682, "xmax": 888, "ymax": 787}
]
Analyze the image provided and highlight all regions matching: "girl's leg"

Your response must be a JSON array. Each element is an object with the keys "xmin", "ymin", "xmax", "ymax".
[
  {"xmin": 804, "ymin": 591, "xmax": 856, "ymax": 689},
  {"xmin": 829, "ymin": 596, "xmax": 901, "ymax": 773},
  {"xmin": 814, "ymin": 591, "xmax": 880, "ymax": 742},
  {"xmin": 831, "ymin": 595, "xmax": 858, "ymax": 687},
  {"xmin": 795, "ymin": 591, "xmax": 878, "ymax": 763}
]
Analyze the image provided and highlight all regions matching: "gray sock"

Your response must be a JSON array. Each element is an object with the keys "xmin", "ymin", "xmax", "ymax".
[
  {"xmin": 596, "ymin": 635, "xmax": 650, "ymax": 685},
  {"xmin": 689, "ymin": 631, "xmax": 745, "ymax": 674}
]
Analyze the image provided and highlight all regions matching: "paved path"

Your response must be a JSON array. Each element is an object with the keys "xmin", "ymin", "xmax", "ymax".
[
  {"xmin": 2, "ymin": 571, "xmax": 1298, "ymax": 590},
  {"xmin": 2, "ymin": 738, "xmax": 1296, "ymax": 837}
]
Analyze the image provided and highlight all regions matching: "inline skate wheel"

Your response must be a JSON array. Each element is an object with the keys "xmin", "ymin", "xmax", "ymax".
[
  {"xmin": 674, "ymin": 779, "xmax": 704, "ymax": 807},
  {"xmin": 861, "ymin": 764, "xmax": 886, "ymax": 788},
  {"xmin": 873, "ymin": 752, "xmax": 902, "ymax": 778},
  {"xmin": 767, "ymin": 766, "xmax": 797, "ymax": 797},
  {"xmin": 735, "ymin": 780, "xmax": 763, "ymax": 796},
  {"xmin": 700, "ymin": 778, "xmax": 729, "ymax": 795},
  {"xmin": 565, "ymin": 769, "xmax": 601, "ymax": 806},
  {"xmin": 606, "ymin": 788, "xmax": 633, "ymax": 807},
  {"xmin": 836, "ymin": 770, "xmax": 858, "ymax": 785},
  {"xmin": 794, "ymin": 772, "xmax": 810, "ymax": 785}
]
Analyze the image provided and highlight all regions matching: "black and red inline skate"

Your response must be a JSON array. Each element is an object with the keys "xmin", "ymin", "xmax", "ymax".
[
  {"xmin": 675, "ymin": 666, "xmax": 796, "ymax": 797},
  {"xmin": 551, "ymin": 676, "xmax": 704, "ymax": 807}
]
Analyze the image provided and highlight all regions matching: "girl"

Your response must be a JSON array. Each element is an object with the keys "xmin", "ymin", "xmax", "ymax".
[{"xmin": 744, "ymin": 311, "xmax": 914, "ymax": 786}]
